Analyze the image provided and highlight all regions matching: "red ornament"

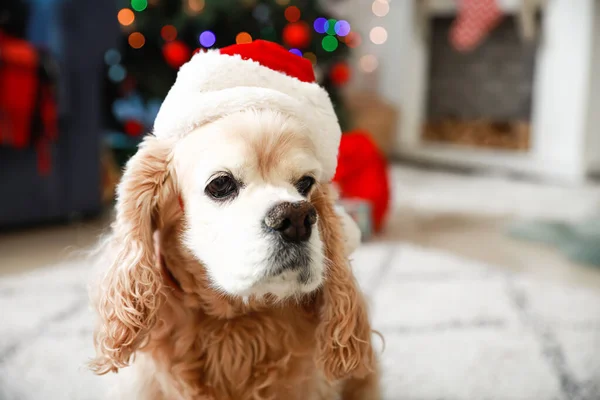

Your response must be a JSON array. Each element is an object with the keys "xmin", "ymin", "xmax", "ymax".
[
  {"xmin": 282, "ymin": 22, "xmax": 311, "ymax": 49},
  {"xmin": 333, "ymin": 131, "xmax": 390, "ymax": 232},
  {"xmin": 330, "ymin": 62, "xmax": 351, "ymax": 86},
  {"xmin": 162, "ymin": 40, "xmax": 192, "ymax": 69},
  {"xmin": 124, "ymin": 120, "xmax": 144, "ymax": 137}
]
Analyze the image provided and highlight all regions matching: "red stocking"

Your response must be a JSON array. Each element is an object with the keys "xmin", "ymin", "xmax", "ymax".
[{"xmin": 450, "ymin": 0, "xmax": 504, "ymax": 52}]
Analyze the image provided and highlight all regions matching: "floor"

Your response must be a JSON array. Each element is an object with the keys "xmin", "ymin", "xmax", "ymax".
[{"xmin": 2, "ymin": 199, "xmax": 600, "ymax": 291}]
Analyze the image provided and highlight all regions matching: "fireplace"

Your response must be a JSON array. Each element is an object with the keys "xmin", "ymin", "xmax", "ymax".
[
  {"xmin": 375, "ymin": 0, "xmax": 600, "ymax": 182},
  {"xmin": 423, "ymin": 16, "xmax": 536, "ymax": 151}
]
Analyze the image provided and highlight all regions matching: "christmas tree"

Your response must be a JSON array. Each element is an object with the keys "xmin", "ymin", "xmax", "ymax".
[{"xmin": 103, "ymin": 0, "xmax": 355, "ymax": 162}]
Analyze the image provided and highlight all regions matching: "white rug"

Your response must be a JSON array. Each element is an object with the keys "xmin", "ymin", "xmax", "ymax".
[{"xmin": 1, "ymin": 243, "xmax": 600, "ymax": 400}]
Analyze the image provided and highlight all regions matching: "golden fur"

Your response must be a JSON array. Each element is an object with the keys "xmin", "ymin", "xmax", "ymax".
[{"xmin": 90, "ymin": 131, "xmax": 380, "ymax": 399}]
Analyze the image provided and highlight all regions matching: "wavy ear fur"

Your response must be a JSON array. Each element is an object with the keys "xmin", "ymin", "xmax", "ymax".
[
  {"xmin": 313, "ymin": 184, "xmax": 376, "ymax": 381},
  {"xmin": 90, "ymin": 135, "xmax": 176, "ymax": 374}
]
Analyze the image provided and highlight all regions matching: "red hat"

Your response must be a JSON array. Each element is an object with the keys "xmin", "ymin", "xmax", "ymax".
[{"xmin": 153, "ymin": 40, "xmax": 341, "ymax": 180}]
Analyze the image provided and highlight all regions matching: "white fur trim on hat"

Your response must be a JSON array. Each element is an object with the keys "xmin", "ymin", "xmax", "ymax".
[{"xmin": 153, "ymin": 50, "xmax": 342, "ymax": 181}]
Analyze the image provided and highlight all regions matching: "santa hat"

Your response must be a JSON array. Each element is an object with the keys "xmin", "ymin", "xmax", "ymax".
[{"xmin": 153, "ymin": 40, "xmax": 341, "ymax": 181}]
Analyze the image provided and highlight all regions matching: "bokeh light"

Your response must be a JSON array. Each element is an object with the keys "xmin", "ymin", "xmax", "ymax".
[
  {"xmin": 131, "ymin": 0, "xmax": 147, "ymax": 12},
  {"xmin": 161, "ymin": 25, "xmax": 177, "ymax": 42},
  {"xmin": 104, "ymin": 49, "xmax": 121, "ymax": 65},
  {"xmin": 372, "ymin": 0, "xmax": 390, "ymax": 17},
  {"xmin": 282, "ymin": 22, "xmax": 311, "ymax": 48},
  {"xmin": 261, "ymin": 26, "xmax": 277, "ymax": 41},
  {"xmin": 369, "ymin": 26, "xmax": 387, "ymax": 44},
  {"xmin": 345, "ymin": 32, "xmax": 361, "ymax": 48},
  {"xmin": 187, "ymin": 0, "xmax": 205, "ymax": 13},
  {"xmin": 334, "ymin": 20, "xmax": 351, "ymax": 37},
  {"xmin": 303, "ymin": 51, "xmax": 317, "ymax": 65},
  {"xmin": 236, "ymin": 32, "xmax": 253, "ymax": 44},
  {"xmin": 253, "ymin": 4, "xmax": 270, "ymax": 22},
  {"xmin": 108, "ymin": 64, "xmax": 126, "ymax": 83},
  {"xmin": 313, "ymin": 17, "xmax": 327, "ymax": 34},
  {"xmin": 322, "ymin": 36, "xmax": 338, "ymax": 52},
  {"xmin": 128, "ymin": 32, "xmax": 145, "ymax": 49},
  {"xmin": 117, "ymin": 8, "xmax": 135, "ymax": 26},
  {"xmin": 275, "ymin": 0, "xmax": 290, "ymax": 5},
  {"xmin": 359, "ymin": 54, "xmax": 378, "ymax": 73},
  {"xmin": 199, "ymin": 30, "xmax": 216, "ymax": 47},
  {"xmin": 324, "ymin": 19, "xmax": 337, "ymax": 35},
  {"xmin": 284, "ymin": 6, "xmax": 301, "ymax": 23},
  {"xmin": 289, "ymin": 48, "xmax": 302, "ymax": 56}
]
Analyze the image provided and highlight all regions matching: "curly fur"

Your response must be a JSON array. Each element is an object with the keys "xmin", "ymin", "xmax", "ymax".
[{"xmin": 90, "ymin": 130, "xmax": 379, "ymax": 399}]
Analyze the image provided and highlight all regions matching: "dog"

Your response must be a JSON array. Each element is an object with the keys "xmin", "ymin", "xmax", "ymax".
[{"xmin": 89, "ymin": 40, "xmax": 380, "ymax": 400}]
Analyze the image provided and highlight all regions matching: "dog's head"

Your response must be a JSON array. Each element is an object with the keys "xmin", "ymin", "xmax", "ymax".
[
  {"xmin": 174, "ymin": 110, "xmax": 325, "ymax": 298},
  {"xmin": 90, "ymin": 108, "xmax": 374, "ymax": 381}
]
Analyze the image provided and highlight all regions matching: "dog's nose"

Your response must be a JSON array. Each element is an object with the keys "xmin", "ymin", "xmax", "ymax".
[{"xmin": 264, "ymin": 201, "xmax": 317, "ymax": 243}]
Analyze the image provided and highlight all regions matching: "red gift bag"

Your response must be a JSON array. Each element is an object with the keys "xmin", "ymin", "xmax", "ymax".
[{"xmin": 333, "ymin": 130, "xmax": 391, "ymax": 232}]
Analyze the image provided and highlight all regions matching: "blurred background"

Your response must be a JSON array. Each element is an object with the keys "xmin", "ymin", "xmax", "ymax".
[{"xmin": 1, "ymin": 0, "xmax": 600, "ymax": 399}]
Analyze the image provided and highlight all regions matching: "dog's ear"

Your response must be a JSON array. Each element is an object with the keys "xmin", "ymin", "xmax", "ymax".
[
  {"xmin": 90, "ymin": 135, "xmax": 176, "ymax": 374},
  {"xmin": 312, "ymin": 184, "xmax": 376, "ymax": 381}
]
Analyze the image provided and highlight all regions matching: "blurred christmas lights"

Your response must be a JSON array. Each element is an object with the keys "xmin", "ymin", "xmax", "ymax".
[
  {"xmin": 128, "ymin": 32, "xmax": 145, "ymax": 49},
  {"xmin": 131, "ymin": 0, "xmax": 147, "ymax": 12},
  {"xmin": 324, "ymin": 19, "xmax": 337, "ymax": 35},
  {"xmin": 283, "ymin": 22, "xmax": 311, "ymax": 48},
  {"xmin": 161, "ymin": 25, "xmax": 177, "ymax": 42},
  {"xmin": 313, "ymin": 17, "xmax": 327, "ymax": 34},
  {"xmin": 108, "ymin": 64, "xmax": 127, "ymax": 82},
  {"xmin": 345, "ymin": 32, "xmax": 361, "ymax": 48},
  {"xmin": 369, "ymin": 26, "xmax": 387, "ymax": 44},
  {"xmin": 284, "ymin": 6, "xmax": 301, "ymax": 23},
  {"xmin": 322, "ymin": 36, "xmax": 338, "ymax": 52},
  {"xmin": 372, "ymin": 0, "xmax": 389, "ymax": 17},
  {"xmin": 236, "ymin": 32, "xmax": 253, "ymax": 44},
  {"xmin": 104, "ymin": 49, "xmax": 121, "ymax": 65},
  {"xmin": 117, "ymin": 8, "xmax": 135, "ymax": 26},
  {"xmin": 289, "ymin": 48, "xmax": 302, "ymax": 56},
  {"xmin": 334, "ymin": 20, "xmax": 351, "ymax": 36},
  {"xmin": 186, "ymin": 0, "xmax": 205, "ymax": 14},
  {"xmin": 303, "ymin": 51, "xmax": 317, "ymax": 65},
  {"xmin": 199, "ymin": 31, "xmax": 216, "ymax": 47},
  {"xmin": 253, "ymin": 4, "xmax": 270, "ymax": 22},
  {"xmin": 359, "ymin": 54, "xmax": 378, "ymax": 73},
  {"xmin": 163, "ymin": 41, "xmax": 192, "ymax": 68},
  {"xmin": 276, "ymin": 0, "xmax": 290, "ymax": 5}
]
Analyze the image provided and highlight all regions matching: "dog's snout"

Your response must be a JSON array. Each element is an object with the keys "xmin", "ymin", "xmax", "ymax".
[{"xmin": 264, "ymin": 201, "xmax": 317, "ymax": 243}]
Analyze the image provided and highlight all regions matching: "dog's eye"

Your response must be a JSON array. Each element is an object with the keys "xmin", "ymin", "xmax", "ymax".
[
  {"xmin": 295, "ymin": 176, "xmax": 315, "ymax": 197},
  {"xmin": 206, "ymin": 175, "xmax": 238, "ymax": 200}
]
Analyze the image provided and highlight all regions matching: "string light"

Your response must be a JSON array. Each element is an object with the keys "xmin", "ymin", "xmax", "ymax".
[
  {"xmin": 324, "ymin": 19, "xmax": 337, "ymax": 35},
  {"xmin": 284, "ymin": 6, "xmax": 301, "ymax": 23},
  {"xmin": 289, "ymin": 48, "xmax": 302, "ymax": 56},
  {"xmin": 372, "ymin": 0, "xmax": 389, "ymax": 17},
  {"xmin": 108, "ymin": 64, "xmax": 126, "ymax": 83},
  {"xmin": 313, "ymin": 17, "xmax": 327, "ymax": 34},
  {"xmin": 104, "ymin": 49, "xmax": 121, "ymax": 65},
  {"xmin": 303, "ymin": 51, "xmax": 317, "ymax": 65},
  {"xmin": 161, "ymin": 25, "xmax": 177, "ymax": 42},
  {"xmin": 128, "ymin": 32, "xmax": 145, "ymax": 49},
  {"xmin": 131, "ymin": 0, "xmax": 147, "ymax": 12},
  {"xmin": 345, "ymin": 32, "xmax": 361, "ymax": 48},
  {"xmin": 187, "ymin": 0, "xmax": 205, "ymax": 13},
  {"xmin": 334, "ymin": 20, "xmax": 351, "ymax": 36},
  {"xmin": 322, "ymin": 36, "xmax": 338, "ymax": 52},
  {"xmin": 236, "ymin": 32, "xmax": 253, "ymax": 44},
  {"xmin": 369, "ymin": 26, "xmax": 387, "ymax": 44},
  {"xmin": 359, "ymin": 54, "xmax": 378, "ymax": 73},
  {"xmin": 199, "ymin": 30, "xmax": 216, "ymax": 47},
  {"xmin": 117, "ymin": 8, "xmax": 135, "ymax": 26}
]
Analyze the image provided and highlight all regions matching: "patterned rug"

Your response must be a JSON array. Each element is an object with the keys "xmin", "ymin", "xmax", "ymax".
[{"xmin": 1, "ymin": 243, "xmax": 599, "ymax": 400}]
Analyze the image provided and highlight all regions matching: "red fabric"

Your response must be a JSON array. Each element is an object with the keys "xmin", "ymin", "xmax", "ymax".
[
  {"xmin": 0, "ymin": 33, "xmax": 39, "ymax": 148},
  {"xmin": 333, "ymin": 131, "xmax": 390, "ymax": 232},
  {"xmin": 0, "ymin": 32, "xmax": 58, "ymax": 175},
  {"xmin": 220, "ymin": 40, "xmax": 316, "ymax": 83},
  {"xmin": 450, "ymin": 0, "xmax": 503, "ymax": 52}
]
